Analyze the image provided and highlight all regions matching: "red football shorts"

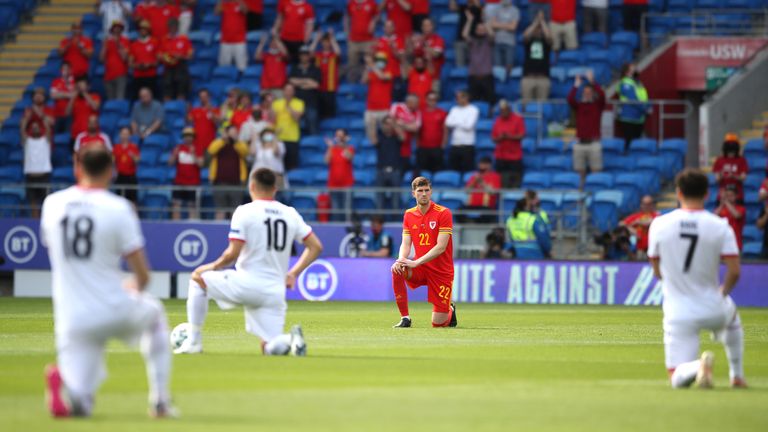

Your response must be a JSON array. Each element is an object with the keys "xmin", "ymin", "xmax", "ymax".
[{"xmin": 405, "ymin": 266, "xmax": 453, "ymax": 313}]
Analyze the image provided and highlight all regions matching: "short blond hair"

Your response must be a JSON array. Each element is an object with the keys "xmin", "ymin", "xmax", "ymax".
[{"xmin": 411, "ymin": 176, "xmax": 431, "ymax": 191}]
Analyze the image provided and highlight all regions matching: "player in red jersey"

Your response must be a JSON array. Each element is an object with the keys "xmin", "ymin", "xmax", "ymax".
[{"xmin": 391, "ymin": 176, "xmax": 457, "ymax": 328}]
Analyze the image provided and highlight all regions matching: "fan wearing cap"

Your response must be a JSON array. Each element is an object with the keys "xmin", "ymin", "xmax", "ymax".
[
  {"xmin": 712, "ymin": 133, "xmax": 748, "ymax": 203},
  {"xmin": 715, "ymin": 184, "xmax": 746, "ymax": 251},
  {"xmin": 169, "ymin": 127, "xmax": 204, "ymax": 220},
  {"xmin": 58, "ymin": 22, "xmax": 93, "ymax": 79},
  {"xmin": 129, "ymin": 20, "xmax": 160, "ymax": 100},
  {"xmin": 100, "ymin": 20, "xmax": 131, "ymax": 100}
]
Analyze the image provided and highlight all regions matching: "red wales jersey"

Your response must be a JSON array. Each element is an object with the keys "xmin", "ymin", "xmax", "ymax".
[{"xmin": 402, "ymin": 201, "xmax": 454, "ymax": 277}]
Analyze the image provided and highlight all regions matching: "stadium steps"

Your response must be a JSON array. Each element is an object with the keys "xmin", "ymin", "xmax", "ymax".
[
  {"xmin": 0, "ymin": 0, "xmax": 94, "ymax": 123},
  {"xmin": 739, "ymin": 110, "xmax": 768, "ymax": 142}
]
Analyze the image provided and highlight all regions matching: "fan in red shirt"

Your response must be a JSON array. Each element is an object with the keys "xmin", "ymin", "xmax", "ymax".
[
  {"xmin": 142, "ymin": 0, "xmax": 180, "ymax": 40},
  {"xmin": 169, "ymin": 127, "xmax": 204, "ymax": 219},
  {"xmin": 100, "ymin": 20, "xmax": 131, "ymax": 100},
  {"xmin": 381, "ymin": 0, "xmax": 412, "ymax": 38},
  {"xmin": 620, "ymin": 195, "xmax": 659, "ymax": 256},
  {"xmin": 57, "ymin": 22, "xmax": 93, "ymax": 79},
  {"xmin": 187, "ymin": 89, "xmax": 221, "ymax": 156},
  {"xmin": 311, "ymin": 30, "xmax": 342, "ymax": 119},
  {"xmin": 716, "ymin": 185, "xmax": 746, "ymax": 251},
  {"xmin": 66, "ymin": 78, "xmax": 101, "ymax": 141},
  {"xmin": 230, "ymin": 92, "xmax": 254, "ymax": 131},
  {"xmin": 275, "ymin": 0, "xmax": 315, "ymax": 62},
  {"xmin": 412, "ymin": 18, "xmax": 445, "ymax": 79},
  {"xmin": 255, "ymin": 34, "xmax": 289, "ymax": 91},
  {"xmin": 324, "ymin": 129, "xmax": 355, "ymax": 221},
  {"xmin": 244, "ymin": 0, "xmax": 264, "ymax": 31},
  {"xmin": 219, "ymin": 0, "xmax": 247, "ymax": 44},
  {"xmin": 21, "ymin": 88, "xmax": 55, "ymax": 138},
  {"xmin": 417, "ymin": 91, "xmax": 447, "ymax": 172},
  {"xmin": 404, "ymin": 56, "xmax": 433, "ymax": 107},
  {"xmin": 130, "ymin": 20, "xmax": 160, "ymax": 99},
  {"xmin": 491, "ymin": 100, "xmax": 526, "ymax": 188},
  {"xmin": 50, "ymin": 63, "xmax": 76, "ymax": 124},
  {"xmin": 345, "ymin": 0, "xmax": 379, "ymax": 82},
  {"xmin": 112, "ymin": 127, "xmax": 140, "ymax": 204},
  {"xmin": 463, "ymin": 156, "xmax": 502, "ymax": 223},
  {"xmin": 363, "ymin": 52, "xmax": 394, "ymax": 144},
  {"xmin": 74, "ymin": 115, "xmax": 112, "ymax": 153},
  {"xmin": 375, "ymin": 20, "xmax": 406, "ymax": 80},
  {"xmin": 160, "ymin": 18, "xmax": 193, "ymax": 100},
  {"xmin": 392, "ymin": 176, "xmax": 457, "ymax": 328},
  {"xmin": 712, "ymin": 134, "xmax": 748, "ymax": 202},
  {"xmin": 389, "ymin": 95, "xmax": 421, "ymax": 167},
  {"xmin": 410, "ymin": 0, "xmax": 429, "ymax": 32}
]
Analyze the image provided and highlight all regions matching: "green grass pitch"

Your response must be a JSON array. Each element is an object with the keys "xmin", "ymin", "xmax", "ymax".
[{"xmin": 1, "ymin": 299, "xmax": 766, "ymax": 431}]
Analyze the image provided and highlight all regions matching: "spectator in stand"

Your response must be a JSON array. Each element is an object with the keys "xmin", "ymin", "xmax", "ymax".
[
  {"xmin": 310, "ymin": 29, "xmax": 342, "ymax": 120},
  {"xmin": 274, "ymin": 0, "xmax": 315, "ymax": 64},
  {"xmin": 463, "ymin": 156, "xmax": 502, "ymax": 223},
  {"xmin": 550, "ymin": 0, "xmax": 578, "ymax": 52},
  {"xmin": 568, "ymin": 70, "xmax": 605, "ymax": 189},
  {"xmin": 112, "ymin": 127, "xmax": 140, "ymax": 204},
  {"xmin": 230, "ymin": 92, "xmax": 255, "ymax": 131},
  {"xmin": 485, "ymin": 0, "xmax": 519, "ymax": 78},
  {"xmin": 208, "ymin": 124, "xmax": 250, "ymax": 220},
  {"xmin": 160, "ymin": 18, "xmax": 193, "ymax": 101},
  {"xmin": 491, "ymin": 99, "xmax": 526, "ymax": 188},
  {"xmin": 324, "ymin": 128, "xmax": 355, "ymax": 221},
  {"xmin": 403, "ymin": 56, "xmax": 433, "ymax": 107},
  {"xmin": 239, "ymin": 106, "xmax": 270, "ymax": 158},
  {"xmin": 506, "ymin": 197, "xmax": 552, "ymax": 259},
  {"xmin": 135, "ymin": 0, "xmax": 179, "ymax": 40},
  {"xmin": 521, "ymin": 11, "xmax": 553, "ymax": 101},
  {"xmin": 375, "ymin": 115, "xmax": 406, "ymax": 210},
  {"xmin": 218, "ymin": 87, "xmax": 240, "ymax": 132},
  {"xmin": 21, "ymin": 110, "xmax": 53, "ymax": 218},
  {"xmin": 255, "ymin": 34, "xmax": 289, "ymax": 95},
  {"xmin": 445, "ymin": 89, "xmax": 479, "ymax": 174},
  {"xmin": 21, "ymin": 88, "xmax": 55, "ymax": 142},
  {"xmin": 716, "ymin": 184, "xmax": 746, "ymax": 251},
  {"xmin": 620, "ymin": 195, "xmax": 658, "ymax": 259},
  {"xmin": 58, "ymin": 22, "xmax": 93, "ymax": 79},
  {"xmin": 363, "ymin": 52, "xmax": 394, "ymax": 145},
  {"xmin": 250, "ymin": 127, "xmax": 287, "ymax": 190},
  {"xmin": 416, "ymin": 91, "xmax": 447, "ymax": 173},
  {"xmin": 449, "ymin": 0, "xmax": 483, "ymax": 67},
  {"xmin": 130, "ymin": 87, "xmax": 164, "ymax": 141},
  {"xmin": 169, "ymin": 127, "xmax": 203, "ymax": 220},
  {"xmin": 129, "ymin": 20, "xmax": 160, "ymax": 100},
  {"xmin": 272, "ymin": 83, "xmax": 304, "ymax": 170},
  {"xmin": 381, "ymin": 0, "xmax": 412, "ymax": 38},
  {"xmin": 258, "ymin": 90, "xmax": 276, "ymax": 123},
  {"xmin": 50, "ymin": 63, "xmax": 76, "ymax": 134},
  {"xmin": 100, "ymin": 20, "xmax": 130, "ymax": 100},
  {"xmin": 360, "ymin": 215, "xmax": 394, "ymax": 257},
  {"xmin": 375, "ymin": 19, "xmax": 407, "ymax": 102},
  {"xmin": 344, "ymin": 0, "xmax": 379, "ymax": 83},
  {"xmin": 622, "ymin": 0, "xmax": 648, "ymax": 33},
  {"xmin": 527, "ymin": 0, "xmax": 551, "ymax": 22},
  {"xmin": 463, "ymin": 11, "xmax": 495, "ymax": 105},
  {"xmin": 66, "ymin": 77, "xmax": 101, "ymax": 149},
  {"xmin": 582, "ymin": 0, "xmax": 608, "ymax": 34},
  {"xmin": 617, "ymin": 62, "xmax": 649, "ymax": 153},
  {"xmin": 412, "ymin": 18, "xmax": 445, "ymax": 93},
  {"xmin": 289, "ymin": 45, "xmax": 322, "ymax": 135},
  {"xmin": 244, "ymin": 0, "xmax": 264, "ymax": 31},
  {"xmin": 178, "ymin": 0, "xmax": 196, "ymax": 34},
  {"xmin": 216, "ymin": 0, "xmax": 248, "ymax": 72},
  {"xmin": 74, "ymin": 114, "xmax": 113, "ymax": 153},
  {"xmin": 758, "ymin": 179, "xmax": 768, "ymax": 258},
  {"xmin": 99, "ymin": 0, "xmax": 132, "ymax": 35},
  {"xmin": 389, "ymin": 94, "xmax": 421, "ymax": 169},
  {"xmin": 410, "ymin": 0, "xmax": 429, "ymax": 33},
  {"xmin": 713, "ymin": 134, "xmax": 748, "ymax": 203},
  {"xmin": 187, "ymin": 88, "xmax": 221, "ymax": 156}
]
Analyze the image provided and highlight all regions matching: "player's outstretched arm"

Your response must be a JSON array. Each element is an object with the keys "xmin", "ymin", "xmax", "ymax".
[
  {"xmin": 286, "ymin": 233, "xmax": 323, "ymax": 289},
  {"xmin": 124, "ymin": 248, "xmax": 151, "ymax": 292},
  {"xmin": 398, "ymin": 233, "xmax": 450, "ymax": 268},
  {"xmin": 191, "ymin": 240, "xmax": 245, "ymax": 289},
  {"xmin": 721, "ymin": 256, "xmax": 741, "ymax": 297}
]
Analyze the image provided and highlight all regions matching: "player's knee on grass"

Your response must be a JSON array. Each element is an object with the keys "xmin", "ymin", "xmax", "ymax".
[{"xmin": 432, "ymin": 312, "xmax": 450, "ymax": 327}]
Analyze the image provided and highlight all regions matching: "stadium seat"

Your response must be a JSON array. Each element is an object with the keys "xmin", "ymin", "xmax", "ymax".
[
  {"xmin": 0, "ymin": 165, "xmax": 23, "ymax": 183},
  {"xmin": 749, "ymin": 157, "xmax": 767, "ymax": 175},
  {"xmin": 438, "ymin": 191, "xmax": 467, "ymax": 211},
  {"xmin": 551, "ymin": 172, "xmax": 580, "ymax": 190},
  {"xmin": 601, "ymin": 138, "xmax": 625, "ymax": 155},
  {"xmin": 402, "ymin": 170, "xmax": 431, "ymax": 186},
  {"xmin": 561, "ymin": 191, "xmax": 588, "ymax": 230},
  {"xmin": 286, "ymin": 168, "xmax": 314, "ymax": 186},
  {"xmin": 501, "ymin": 190, "xmax": 525, "ymax": 213},
  {"xmin": 102, "ymin": 99, "xmax": 130, "ymax": 117},
  {"xmin": 590, "ymin": 190, "xmax": 624, "ymax": 232},
  {"xmin": 742, "ymin": 225, "xmax": 762, "ymax": 243},
  {"xmin": 137, "ymin": 167, "xmax": 168, "ymax": 185},
  {"xmin": 584, "ymin": 172, "xmax": 614, "ymax": 193},
  {"xmin": 0, "ymin": 191, "xmax": 23, "ymax": 217},
  {"xmin": 742, "ymin": 242, "xmax": 763, "ymax": 258},
  {"xmin": 212, "ymin": 65, "xmax": 239, "ymax": 81},
  {"xmin": 537, "ymin": 138, "xmax": 565, "ymax": 155},
  {"xmin": 629, "ymin": 138, "xmax": 657, "ymax": 155},
  {"xmin": 635, "ymin": 155, "xmax": 665, "ymax": 179},
  {"xmin": 538, "ymin": 191, "xmax": 563, "ymax": 214},
  {"xmin": 744, "ymin": 173, "xmax": 764, "ymax": 192},
  {"xmin": 610, "ymin": 31, "xmax": 640, "ymax": 51},
  {"xmin": 289, "ymin": 192, "xmax": 318, "ymax": 221},
  {"xmin": 542, "ymin": 155, "xmax": 572, "ymax": 173},
  {"xmin": 142, "ymin": 134, "xmax": 170, "ymax": 150},
  {"xmin": 138, "ymin": 148, "xmax": 161, "ymax": 167},
  {"xmin": 51, "ymin": 166, "xmax": 75, "ymax": 185},
  {"xmin": 659, "ymin": 138, "xmax": 688, "ymax": 173},
  {"xmin": 556, "ymin": 50, "xmax": 584, "ymax": 68},
  {"xmin": 432, "ymin": 170, "xmax": 462, "ymax": 188},
  {"xmin": 140, "ymin": 193, "xmax": 171, "ymax": 220},
  {"xmin": 580, "ymin": 32, "xmax": 607, "ymax": 49},
  {"xmin": 354, "ymin": 170, "xmax": 375, "ymax": 186},
  {"xmin": 744, "ymin": 138, "xmax": 765, "ymax": 159},
  {"xmin": 352, "ymin": 191, "xmax": 377, "ymax": 211},
  {"xmin": 311, "ymin": 170, "xmax": 329, "ymax": 186},
  {"xmin": 521, "ymin": 171, "xmax": 551, "ymax": 189},
  {"xmin": 303, "ymin": 152, "xmax": 326, "ymax": 169}
]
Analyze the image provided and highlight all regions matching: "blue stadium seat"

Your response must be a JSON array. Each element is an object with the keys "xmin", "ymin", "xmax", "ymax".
[
  {"xmin": 300, "ymin": 135, "xmax": 325, "ymax": 151},
  {"xmin": 743, "ymin": 225, "xmax": 762, "ymax": 243},
  {"xmin": 438, "ymin": 191, "xmax": 467, "ymax": 211},
  {"xmin": 584, "ymin": 172, "xmax": 614, "ymax": 193},
  {"xmin": 189, "ymin": 63, "xmax": 212, "ymax": 81},
  {"xmin": 140, "ymin": 193, "xmax": 170, "ymax": 220},
  {"xmin": 601, "ymin": 137, "xmax": 624, "ymax": 155},
  {"xmin": 311, "ymin": 170, "xmax": 328, "ymax": 186},
  {"xmin": 0, "ymin": 191, "xmax": 23, "ymax": 217},
  {"xmin": 138, "ymin": 148, "xmax": 161, "ymax": 167},
  {"xmin": 352, "ymin": 191, "xmax": 377, "ymax": 211},
  {"xmin": 744, "ymin": 173, "xmax": 764, "ymax": 192},
  {"xmin": 212, "ymin": 65, "xmax": 239, "ymax": 81},
  {"xmin": 354, "ymin": 170, "xmax": 375, "ymax": 186},
  {"xmin": 636, "ymin": 155, "xmax": 665, "ymax": 178},
  {"xmin": 610, "ymin": 31, "xmax": 640, "ymax": 51},
  {"xmin": 542, "ymin": 155, "xmax": 572, "ymax": 173},
  {"xmin": 659, "ymin": 138, "xmax": 687, "ymax": 173},
  {"xmin": 164, "ymin": 100, "xmax": 187, "ymax": 117},
  {"xmin": 501, "ymin": 191, "xmax": 525, "ymax": 213},
  {"xmin": 538, "ymin": 191, "xmax": 563, "ymax": 214},
  {"xmin": 432, "ymin": 170, "xmax": 462, "ymax": 188},
  {"xmin": 744, "ymin": 138, "xmax": 765, "ymax": 158},
  {"xmin": 142, "ymin": 134, "xmax": 170, "ymax": 150},
  {"xmin": 590, "ymin": 190, "xmax": 624, "ymax": 232},
  {"xmin": 402, "ymin": 170, "xmax": 432, "ymax": 186},
  {"xmin": 51, "ymin": 166, "xmax": 74, "ymax": 185},
  {"xmin": 749, "ymin": 157, "xmax": 767, "ymax": 175},
  {"xmin": 0, "ymin": 165, "xmax": 23, "ymax": 183},
  {"xmin": 742, "ymin": 242, "xmax": 763, "ymax": 259},
  {"xmin": 551, "ymin": 172, "xmax": 580, "ymax": 190},
  {"xmin": 287, "ymin": 168, "xmax": 314, "ymax": 186},
  {"xmin": 102, "ymin": 99, "xmax": 130, "ymax": 116},
  {"xmin": 556, "ymin": 50, "xmax": 584, "ymax": 68},
  {"xmin": 521, "ymin": 171, "xmax": 551, "ymax": 189},
  {"xmin": 538, "ymin": 138, "xmax": 565, "ymax": 155},
  {"xmin": 137, "ymin": 167, "xmax": 168, "ymax": 185},
  {"xmin": 580, "ymin": 32, "xmax": 607, "ymax": 49},
  {"xmin": 289, "ymin": 192, "xmax": 317, "ymax": 221},
  {"xmin": 303, "ymin": 152, "xmax": 326, "ymax": 169},
  {"xmin": 629, "ymin": 138, "xmax": 657, "ymax": 155}
]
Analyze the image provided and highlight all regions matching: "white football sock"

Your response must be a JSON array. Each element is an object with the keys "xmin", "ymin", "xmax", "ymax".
[
  {"xmin": 187, "ymin": 280, "xmax": 209, "ymax": 344},
  {"xmin": 670, "ymin": 360, "xmax": 700, "ymax": 388},
  {"xmin": 264, "ymin": 334, "xmax": 291, "ymax": 356},
  {"xmin": 721, "ymin": 314, "xmax": 745, "ymax": 380},
  {"xmin": 140, "ymin": 299, "xmax": 171, "ymax": 405}
]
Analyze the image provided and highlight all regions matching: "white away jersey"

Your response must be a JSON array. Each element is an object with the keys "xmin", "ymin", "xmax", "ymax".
[
  {"xmin": 647, "ymin": 209, "xmax": 739, "ymax": 319},
  {"xmin": 227, "ymin": 199, "xmax": 312, "ymax": 288},
  {"xmin": 40, "ymin": 186, "xmax": 145, "ymax": 333}
]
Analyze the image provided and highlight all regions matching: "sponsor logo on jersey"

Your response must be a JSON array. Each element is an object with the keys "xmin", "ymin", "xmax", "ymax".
[{"xmin": 297, "ymin": 259, "xmax": 338, "ymax": 301}]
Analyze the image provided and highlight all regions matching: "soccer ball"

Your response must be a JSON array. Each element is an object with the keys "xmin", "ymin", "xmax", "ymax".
[{"xmin": 170, "ymin": 323, "xmax": 190, "ymax": 349}]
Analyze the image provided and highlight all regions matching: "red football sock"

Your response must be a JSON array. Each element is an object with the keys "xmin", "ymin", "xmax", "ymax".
[
  {"xmin": 432, "ymin": 307, "xmax": 453, "ymax": 328},
  {"xmin": 392, "ymin": 271, "xmax": 409, "ymax": 317}
]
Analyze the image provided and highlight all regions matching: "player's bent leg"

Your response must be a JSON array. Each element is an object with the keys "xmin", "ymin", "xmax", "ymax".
[
  {"xmin": 45, "ymin": 364, "xmax": 70, "ymax": 417},
  {"xmin": 719, "ymin": 311, "xmax": 746, "ymax": 387},
  {"xmin": 391, "ymin": 267, "xmax": 411, "ymax": 320},
  {"xmin": 182, "ymin": 279, "xmax": 209, "ymax": 352},
  {"xmin": 56, "ymin": 336, "xmax": 105, "ymax": 416},
  {"xmin": 137, "ymin": 295, "xmax": 175, "ymax": 416},
  {"xmin": 664, "ymin": 320, "xmax": 701, "ymax": 388}
]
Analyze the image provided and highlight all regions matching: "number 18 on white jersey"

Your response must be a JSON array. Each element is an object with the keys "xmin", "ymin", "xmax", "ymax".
[{"xmin": 647, "ymin": 209, "xmax": 739, "ymax": 320}]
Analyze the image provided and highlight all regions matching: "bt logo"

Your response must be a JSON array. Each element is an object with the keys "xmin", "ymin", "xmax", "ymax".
[
  {"xmin": 173, "ymin": 229, "xmax": 208, "ymax": 268},
  {"xmin": 3, "ymin": 226, "xmax": 38, "ymax": 264},
  {"xmin": 297, "ymin": 259, "xmax": 338, "ymax": 301}
]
